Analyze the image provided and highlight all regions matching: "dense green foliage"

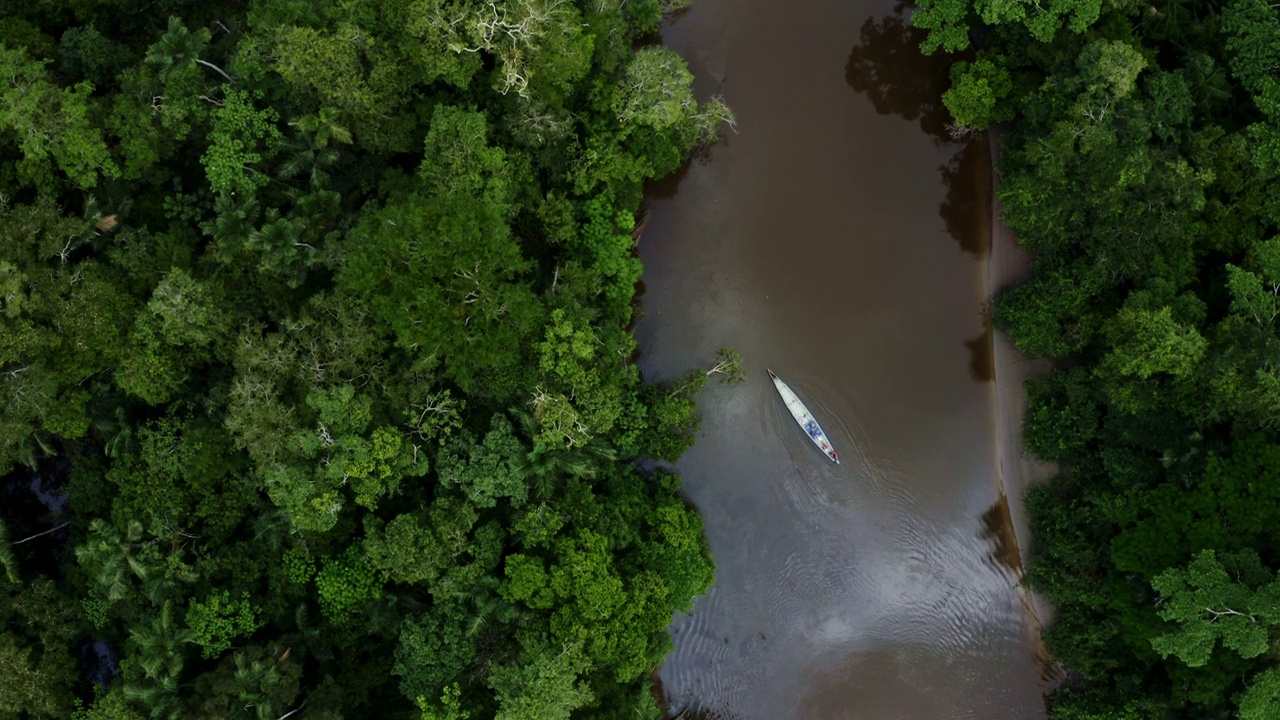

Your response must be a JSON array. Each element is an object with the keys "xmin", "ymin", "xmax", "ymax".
[
  {"xmin": 922, "ymin": 0, "xmax": 1280, "ymax": 715},
  {"xmin": 0, "ymin": 1, "xmax": 736, "ymax": 718}
]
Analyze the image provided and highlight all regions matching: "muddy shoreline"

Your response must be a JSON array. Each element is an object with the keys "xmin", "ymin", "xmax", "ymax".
[{"xmin": 982, "ymin": 129, "xmax": 1063, "ymax": 687}]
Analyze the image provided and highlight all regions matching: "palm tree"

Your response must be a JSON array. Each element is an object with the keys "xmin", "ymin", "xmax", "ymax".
[
  {"xmin": 129, "ymin": 600, "xmax": 191, "ymax": 681},
  {"xmin": 279, "ymin": 604, "xmax": 334, "ymax": 663},
  {"xmin": 519, "ymin": 442, "xmax": 600, "ymax": 499},
  {"xmin": 276, "ymin": 133, "xmax": 339, "ymax": 190},
  {"xmin": 250, "ymin": 507, "xmax": 292, "ymax": 555},
  {"xmin": 510, "ymin": 407, "xmax": 618, "ymax": 499},
  {"xmin": 463, "ymin": 577, "xmax": 519, "ymax": 638},
  {"xmin": 95, "ymin": 405, "xmax": 137, "ymax": 459},
  {"xmin": 1186, "ymin": 53, "xmax": 1233, "ymax": 115},
  {"xmin": 123, "ymin": 673, "xmax": 182, "ymax": 720},
  {"xmin": 202, "ymin": 192, "xmax": 261, "ymax": 261},
  {"xmin": 137, "ymin": 559, "xmax": 198, "ymax": 606},
  {"xmin": 122, "ymin": 600, "xmax": 190, "ymax": 718},
  {"xmin": 233, "ymin": 654, "xmax": 282, "ymax": 720},
  {"xmin": 248, "ymin": 210, "xmax": 313, "ymax": 282},
  {"xmin": 231, "ymin": 644, "xmax": 299, "ymax": 720},
  {"xmin": 76, "ymin": 520, "xmax": 195, "ymax": 606},
  {"xmin": 1138, "ymin": 0, "xmax": 1217, "ymax": 42},
  {"xmin": 145, "ymin": 17, "xmax": 233, "ymax": 83},
  {"xmin": 289, "ymin": 108, "xmax": 352, "ymax": 148},
  {"xmin": 75, "ymin": 519, "xmax": 148, "ymax": 602},
  {"xmin": 14, "ymin": 429, "xmax": 56, "ymax": 471}
]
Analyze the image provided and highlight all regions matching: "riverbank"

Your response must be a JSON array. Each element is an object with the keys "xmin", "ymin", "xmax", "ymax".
[{"xmin": 982, "ymin": 129, "xmax": 1063, "ymax": 686}]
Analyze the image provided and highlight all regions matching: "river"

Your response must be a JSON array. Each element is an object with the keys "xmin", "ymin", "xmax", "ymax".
[{"xmin": 633, "ymin": 0, "xmax": 1052, "ymax": 717}]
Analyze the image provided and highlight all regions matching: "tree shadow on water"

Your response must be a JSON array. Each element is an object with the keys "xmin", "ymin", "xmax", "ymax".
[
  {"xmin": 844, "ymin": 1, "xmax": 959, "ymax": 143},
  {"xmin": 844, "ymin": 5, "xmax": 995, "ymax": 262},
  {"xmin": 847, "ymin": 5, "xmax": 1000, "ymax": 400},
  {"xmin": 843, "ymin": 5, "xmax": 995, "ymax": 263},
  {"xmin": 979, "ymin": 493, "xmax": 1023, "ymax": 575},
  {"xmin": 939, "ymin": 132, "xmax": 992, "ymax": 259},
  {"xmin": 964, "ymin": 307, "xmax": 995, "ymax": 383},
  {"xmin": 646, "ymin": 138, "xmax": 729, "ymax": 201}
]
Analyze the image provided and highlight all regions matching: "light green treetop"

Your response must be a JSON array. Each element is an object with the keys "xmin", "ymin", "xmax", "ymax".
[
  {"xmin": 1239, "ymin": 668, "xmax": 1280, "ymax": 720},
  {"xmin": 0, "ymin": 45, "xmax": 118, "ymax": 189},
  {"xmin": 267, "ymin": 385, "xmax": 427, "ymax": 532},
  {"xmin": 943, "ymin": 57, "xmax": 1013, "ymax": 130},
  {"xmin": 419, "ymin": 105, "xmax": 513, "ymax": 213},
  {"xmin": 488, "ymin": 639, "xmax": 594, "ymax": 720},
  {"xmin": 913, "ymin": 0, "xmax": 1113, "ymax": 53},
  {"xmin": 1150, "ymin": 549, "xmax": 1280, "ymax": 667},
  {"xmin": 201, "ymin": 87, "xmax": 282, "ymax": 197},
  {"xmin": 435, "ymin": 414, "xmax": 528, "ymax": 509}
]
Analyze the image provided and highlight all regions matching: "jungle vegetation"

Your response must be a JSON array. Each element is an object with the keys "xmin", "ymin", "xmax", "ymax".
[
  {"xmin": 921, "ymin": 0, "xmax": 1280, "ymax": 714},
  {"xmin": 0, "ymin": 1, "xmax": 738, "ymax": 718}
]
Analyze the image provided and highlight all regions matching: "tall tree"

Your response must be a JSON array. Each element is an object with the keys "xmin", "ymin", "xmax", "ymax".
[{"xmin": 338, "ymin": 194, "xmax": 543, "ymax": 399}]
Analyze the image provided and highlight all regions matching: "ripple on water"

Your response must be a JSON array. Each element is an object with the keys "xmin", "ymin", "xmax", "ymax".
[
  {"xmin": 777, "ymin": 374, "xmax": 930, "ymax": 521},
  {"xmin": 665, "ymin": 590, "xmax": 760, "ymax": 716},
  {"xmin": 763, "ymin": 373, "xmax": 909, "ymax": 515},
  {"xmin": 662, "ymin": 437, "xmax": 1032, "ymax": 720},
  {"xmin": 877, "ymin": 512, "xmax": 1027, "ymax": 655}
]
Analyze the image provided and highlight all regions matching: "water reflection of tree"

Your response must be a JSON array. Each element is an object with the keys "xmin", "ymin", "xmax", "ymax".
[
  {"xmin": 846, "ymin": 8, "xmax": 994, "ymax": 373},
  {"xmin": 845, "ymin": 5, "xmax": 993, "ymax": 263},
  {"xmin": 979, "ymin": 494, "xmax": 1024, "ymax": 575},
  {"xmin": 843, "ymin": 1, "xmax": 957, "ymax": 143},
  {"xmin": 646, "ymin": 139, "xmax": 726, "ymax": 200},
  {"xmin": 938, "ymin": 133, "xmax": 991, "ymax": 259},
  {"xmin": 964, "ymin": 322, "xmax": 995, "ymax": 382},
  {"xmin": 948, "ymin": 135, "xmax": 995, "ymax": 377}
]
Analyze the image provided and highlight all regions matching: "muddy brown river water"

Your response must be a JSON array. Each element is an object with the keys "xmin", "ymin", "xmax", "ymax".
[{"xmin": 633, "ymin": 0, "xmax": 1051, "ymax": 718}]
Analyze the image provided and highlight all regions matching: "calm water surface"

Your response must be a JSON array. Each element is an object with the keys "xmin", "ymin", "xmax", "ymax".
[{"xmin": 634, "ymin": 0, "xmax": 1048, "ymax": 717}]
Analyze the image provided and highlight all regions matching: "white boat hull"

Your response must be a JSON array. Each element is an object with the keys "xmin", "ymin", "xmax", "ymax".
[{"xmin": 768, "ymin": 369, "xmax": 840, "ymax": 464}]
